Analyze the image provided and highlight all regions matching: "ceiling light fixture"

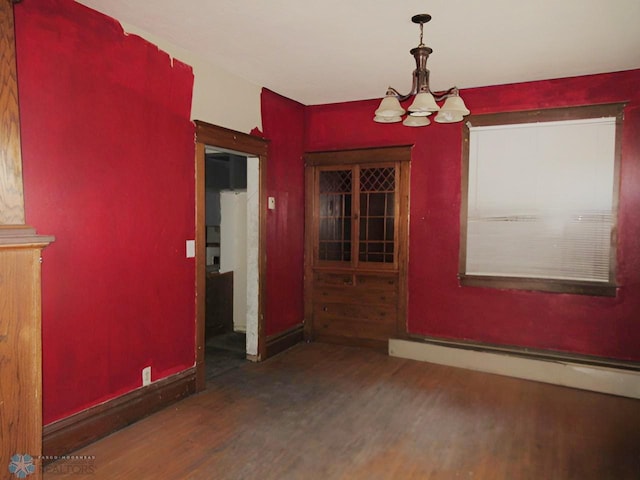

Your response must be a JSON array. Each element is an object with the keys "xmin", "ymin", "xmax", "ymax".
[{"xmin": 374, "ymin": 14, "xmax": 470, "ymax": 127}]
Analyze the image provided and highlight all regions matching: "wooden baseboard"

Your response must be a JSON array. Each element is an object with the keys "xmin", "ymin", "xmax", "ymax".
[
  {"xmin": 389, "ymin": 339, "xmax": 640, "ymax": 399},
  {"xmin": 43, "ymin": 367, "xmax": 196, "ymax": 458},
  {"xmin": 265, "ymin": 324, "xmax": 304, "ymax": 358}
]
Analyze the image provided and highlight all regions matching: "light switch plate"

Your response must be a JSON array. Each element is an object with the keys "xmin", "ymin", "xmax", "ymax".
[
  {"xmin": 268, "ymin": 197, "xmax": 276, "ymax": 210},
  {"xmin": 186, "ymin": 240, "xmax": 195, "ymax": 258},
  {"xmin": 142, "ymin": 366, "xmax": 151, "ymax": 386}
]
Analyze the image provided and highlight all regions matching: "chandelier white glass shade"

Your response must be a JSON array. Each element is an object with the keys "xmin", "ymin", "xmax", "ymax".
[{"xmin": 374, "ymin": 14, "xmax": 470, "ymax": 127}]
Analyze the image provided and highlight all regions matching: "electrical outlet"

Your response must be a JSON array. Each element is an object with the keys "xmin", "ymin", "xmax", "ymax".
[{"xmin": 142, "ymin": 366, "xmax": 151, "ymax": 386}]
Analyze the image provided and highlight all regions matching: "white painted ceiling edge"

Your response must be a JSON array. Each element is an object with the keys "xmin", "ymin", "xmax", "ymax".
[
  {"xmin": 75, "ymin": 0, "xmax": 640, "ymax": 106},
  {"xmin": 117, "ymin": 20, "xmax": 263, "ymax": 133}
]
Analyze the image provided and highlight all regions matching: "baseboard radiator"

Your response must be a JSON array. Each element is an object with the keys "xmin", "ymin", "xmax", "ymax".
[{"xmin": 389, "ymin": 338, "xmax": 640, "ymax": 400}]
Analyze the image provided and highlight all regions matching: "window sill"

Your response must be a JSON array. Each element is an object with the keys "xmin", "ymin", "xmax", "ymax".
[{"xmin": 459, "ymin": 274, "xmax": 617, "ymax": 297}]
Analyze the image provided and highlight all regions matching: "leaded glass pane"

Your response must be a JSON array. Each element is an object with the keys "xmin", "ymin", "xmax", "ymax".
[
  {"xmin": 318, "ymin": 170, "xmax": 352, "ymax": 261},
  {"xmin": 358, "ymin": 167, "xmax": 396, "ymax": 264}
]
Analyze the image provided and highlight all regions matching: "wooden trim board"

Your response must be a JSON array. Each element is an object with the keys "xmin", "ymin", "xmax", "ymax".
[
  {"xmin": 43, "ymin": 368, "xmax": 196, "ymax": 459},
  {"xmin": 389, "ymin": 339, "xmax": 640, "ymax": 399},
  {"xmin": 0, "ymin": 0, "xmax": 26, "ymax": 225},
  {"xmin": 265, "ymin": 323, "xmax": 304, "ymax": 358}
]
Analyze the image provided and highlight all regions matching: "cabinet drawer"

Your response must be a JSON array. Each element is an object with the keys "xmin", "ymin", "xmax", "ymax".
[
  {"xmin": 313, "ymin": 286, "xmax": 397, "ymax": 305},
  {"xmin": 313, "ymin": 271, "xmax": 354, "ymax": 286},
  {"xmin": 313, "ymin": 302, "xmax": 396, "ymax": 325},
  {"xmin": 309, "ymin": 269, "xmax": 401, "ymax": 345},
  {"xmin": 355, "ymin": 274, "xmax": 398, "ymax": 290},
  {"xmin": 313, "ymin": 317, "xmax": 396, "ymax": 341}
]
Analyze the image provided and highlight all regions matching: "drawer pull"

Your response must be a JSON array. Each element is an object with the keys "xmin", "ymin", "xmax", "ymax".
[
  {"xmin": 322, "ymin": 306, "xmax": 328, "ymax": 312},
  {"xmin": 344, "ymin": 280, "xmax": 353, "ymax": 285}
]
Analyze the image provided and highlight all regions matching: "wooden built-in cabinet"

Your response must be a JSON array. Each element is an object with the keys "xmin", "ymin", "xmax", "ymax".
[
  {"xmin": 0, "ymin": 232, "xmax": 52, "ymax": 479},
  {"xmin": 304, "ymin": 146, "xmax": 411, "ymax": 349}
]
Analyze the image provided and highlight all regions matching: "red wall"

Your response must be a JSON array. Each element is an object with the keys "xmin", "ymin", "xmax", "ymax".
[
  {"xmin": 15, "ymin": 0, "xmax": 196, "ymax": 424},
  {"xmin": 261, "ymin": 90, "xmax": 306, "ymax": 336},
  {"xmin": 14, "ymin": 0, "xmax": 639, "ymax": 428},
  {"xmin": 305, "ymin": 70, "xmax": 640, "ymax": 362}
]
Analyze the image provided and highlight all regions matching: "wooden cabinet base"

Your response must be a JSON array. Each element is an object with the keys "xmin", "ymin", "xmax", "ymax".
[{"xmin": 0, "ymin": 229, "xmax": 54, "ymax": 480}]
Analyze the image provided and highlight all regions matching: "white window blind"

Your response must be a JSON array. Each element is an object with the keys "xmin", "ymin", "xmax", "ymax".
[{"xmin": 466, "ymin": 117, "xmax": 617, "ymax": 283}]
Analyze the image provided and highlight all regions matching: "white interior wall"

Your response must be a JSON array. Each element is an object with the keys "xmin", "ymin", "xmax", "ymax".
[
  {"xmin": 120, "ymin": 22, "xmax": 262, "ymax": 133},
  {"xmin": 245, "ymin": 157, "xmax": 260, "ymax": 357},
  {"xmin": 220, "ymin": 191, "xmax": 247, "ymax": 332}
]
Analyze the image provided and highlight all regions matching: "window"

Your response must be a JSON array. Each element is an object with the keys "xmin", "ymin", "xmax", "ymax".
[{"xmin": 459, "ymin": 104, "xmax": 624, "ymax": 296}]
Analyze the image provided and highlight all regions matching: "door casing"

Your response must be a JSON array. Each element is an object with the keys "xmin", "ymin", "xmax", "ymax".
[{"xmin": 194, "ymin": 121, "xmax": 268, "ymax": 391}]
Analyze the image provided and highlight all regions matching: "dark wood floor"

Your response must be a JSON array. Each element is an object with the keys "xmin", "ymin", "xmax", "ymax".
[
  {"xmin": 205, "ymin": 331, "xmax": 247, "ymax": 381},
  {"xmin": 44, "ymin": 343, "xmax": 640, "ymax": 479}
]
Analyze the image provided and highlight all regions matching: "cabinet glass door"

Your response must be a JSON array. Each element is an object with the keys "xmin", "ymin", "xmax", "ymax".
[
  {"xmin": 316, "ymin": 164, "xmax": 397, "ymax": 267},
  {"xmin": 359, "ymin": 166, "xmax": 396, "ymax": 264},
  {"xmin": 318, "ymin": 168, "xmax": 352, "ymax": 262}
]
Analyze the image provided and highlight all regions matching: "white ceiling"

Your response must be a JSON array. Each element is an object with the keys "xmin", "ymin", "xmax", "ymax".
[{"xmin": 75, "ymin": 0, "xmax": 640, "ymax": 106}]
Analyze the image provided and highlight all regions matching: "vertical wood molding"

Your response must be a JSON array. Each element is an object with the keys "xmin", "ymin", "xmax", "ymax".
[
  {"xmin": 194, "ymin": 141, "xmax": 206, "ymax": 391},
  {"xmin": 303, "ymin": 163, "xmax": 315, "ymax": 341},
  {"xmin": 1, "ymin": 3, "xmax": 53, "ymax": 479},
  {"xmin": 396, "ymin": 159, "xmax": 411, "ymax": 338},
  {"xmin": 0, "ymin": 0, "xmax": 26, "ymax": 225},
  {"xmin": 257, "ymin": 151, "xmax": 267, "ymax": 361}
]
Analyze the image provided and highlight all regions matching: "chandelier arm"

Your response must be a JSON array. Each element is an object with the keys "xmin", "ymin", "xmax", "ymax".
[
  {"xmin": 431, "ymin": 87, "xmax": 460, "ymax": 102},
  {"xmin": 387, "ymin": 86, "xmax": 460, "ymax": 104},
  {"xmin": 385, "ymin": 87, "xmax": 415, "ymax": 103}
]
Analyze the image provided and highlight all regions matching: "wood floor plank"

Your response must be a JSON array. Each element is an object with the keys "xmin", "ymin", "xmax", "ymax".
[{"xmin": 44, "ymin": 343, "xmax": 640, "ymax": 479}]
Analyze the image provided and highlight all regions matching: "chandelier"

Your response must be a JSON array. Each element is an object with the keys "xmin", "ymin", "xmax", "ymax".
[{"xmin": 374, "ymin": 14, "xmax": 470, "ymax": 127}]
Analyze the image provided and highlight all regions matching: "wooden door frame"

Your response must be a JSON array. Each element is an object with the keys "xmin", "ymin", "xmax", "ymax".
[{"xmin": 194, "ymin": 121, "xmax": 269, "ymax": 391}]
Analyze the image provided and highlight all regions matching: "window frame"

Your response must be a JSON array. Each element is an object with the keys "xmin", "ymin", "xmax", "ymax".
[{"xmin": 459, "ymin": 103, "xmax": 625, "ymax": 297}]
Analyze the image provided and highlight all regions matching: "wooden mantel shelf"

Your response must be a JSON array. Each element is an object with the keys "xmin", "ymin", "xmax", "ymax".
[{"xmin": 0, "ymin": 226, "xmax": 55, "ymax": 246}]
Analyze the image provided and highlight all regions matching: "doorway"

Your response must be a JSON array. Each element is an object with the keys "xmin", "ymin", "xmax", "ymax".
[
  {"xmin": 203, "ymin": 150, "xmax": 257, "ymax": 380},
  {"xmin": 194, "ymin": 121, "xmax": 268, "ymax": 391}
]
